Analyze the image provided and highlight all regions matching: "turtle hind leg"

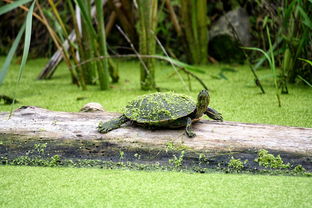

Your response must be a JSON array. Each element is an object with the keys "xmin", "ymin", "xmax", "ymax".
[
  {"xmin": 185, "ymin": 117, "xmax": 196, "ymax": 138},
  {"xmin": 97, "ymin": 115, "xmax": 129, "ymax": 133},
  {"xmin": 205, "ymin": 107, "xmax": 223, "ymax": 121}
]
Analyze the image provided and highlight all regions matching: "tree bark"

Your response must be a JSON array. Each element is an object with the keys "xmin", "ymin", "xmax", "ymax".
[{"xmin": 1, "ymin": 106, "xmax": 312, "ymax": 170}]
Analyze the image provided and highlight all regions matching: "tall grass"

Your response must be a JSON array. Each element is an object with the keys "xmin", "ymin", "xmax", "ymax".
[
  {"xmin": 281, "ymin": 0, "xmax": 312, "ymax": 84},
  {"xmin": 1, "ymin": 0, "xmax": 117, "ymax": 91},
  {"xmin": 252, "ymin": 0, "xmax": 312, "ymax": 86},
  {"xmin": 0, "ymin": 0, "xmax": 35, "ymax": 116},
  {"xmin": 243, "ymin": 26, "xmax": 281, "ymax": 107},
  {"xmin": 0, "ymin": 0, "xmax": 32, "ymax": 84}
]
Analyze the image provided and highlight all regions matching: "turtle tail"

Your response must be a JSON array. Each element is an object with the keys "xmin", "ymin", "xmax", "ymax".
[{"xmin": 98, "ymin": 115, "xmax": 129, "ymax": 133}]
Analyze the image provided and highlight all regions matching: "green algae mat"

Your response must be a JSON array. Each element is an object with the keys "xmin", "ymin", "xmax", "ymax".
[{"xmin": 0, "ymin": 166, "xmax": 311, "ymax": 208}]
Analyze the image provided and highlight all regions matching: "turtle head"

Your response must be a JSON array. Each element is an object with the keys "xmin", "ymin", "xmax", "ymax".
[{"xmin": 195, "ymin": 90, "xmax": 210, "ymax": 118}]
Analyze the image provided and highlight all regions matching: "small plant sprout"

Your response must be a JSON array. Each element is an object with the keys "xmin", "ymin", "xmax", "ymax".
[
  {"xmin": 227, "ymin": 157, "xmax": 247, "ymax": 172},
  {"xmin": 169, "ymin": 150, "xmax": 185, "ymax": 168},
  {"xmin": 119, "ymin": 151, "xmax": 125, "ymax": 160},
  {"xmin": 34, "ymin": 143, "xmax": 47, "ymax": 154},
  {"xmin": 134, "ymin": 153, "xmax": 141, "ymax": 160},
  {"xmin": 293, "ymin": 165, "xmax": 306, "ymax": 173},
  {"xmin": 165, "ymin": 141, "xmax": 175, "ymax": 152},
  {"xmin": 198, "ymin": 153, "xmax": 208, "ymax": 165}
]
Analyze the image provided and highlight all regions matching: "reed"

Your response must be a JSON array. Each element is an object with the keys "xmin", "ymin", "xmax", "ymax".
[
  {"xmin": 137, "ymin": 0, "xmax": 158, "ymax": 90},
  {"xmin": 180, "ymin": 0, "xmax": 208, "ymax": 65}
]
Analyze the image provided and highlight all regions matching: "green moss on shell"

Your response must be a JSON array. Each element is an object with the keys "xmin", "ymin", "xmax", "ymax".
[{"xmin": 124, "ymin": 92, "xmax": 196, "ymax": 123}]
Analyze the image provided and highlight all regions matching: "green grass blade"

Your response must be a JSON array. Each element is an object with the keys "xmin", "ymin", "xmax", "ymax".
[
  {"xmin": 266, "ymin": 26, "xmax": 281, "ymax": 107},
  {"xmin": 297, "ymin": 75, "xmax": 312, "ymax": 88},
  {"xmin": 156, "ymin": 55, "xmax": 205, "ymax": 73},
  {"xmin": 17, "ymin": 1, "xmax": 35, "ymax": 83},
  {"xmin": 266, "ymin": 27, "xmax": 276, "ymax": 75},
  {"xmin": 0, "ymin": 23, "xmax": 26, "ymax": 84},
  {"xmin": 0, "ymin": 0, "xmax": 32, "ymax": 16},
  {"xmin": 9, "ymin": 1, "xmax": 35, "ymax": 117},
  {"xmin": 241, "ymin": 47, "xmax": 273, "ymax": 69},
  {"xmin": 298, "ymin": 58, "xmax": 312, "ymax": 66},
  {"xmin": 297, "ymin": 5, "xmax": 312, "ymax": 29}
]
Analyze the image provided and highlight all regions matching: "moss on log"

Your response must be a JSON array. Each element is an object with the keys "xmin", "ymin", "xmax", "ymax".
[{"xmin": 0, "ymin": 106, "xmax": 312, "ymax": 170}]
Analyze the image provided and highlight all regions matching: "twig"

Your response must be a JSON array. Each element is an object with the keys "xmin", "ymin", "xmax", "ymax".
[
  {"xmin": 165, "ymin": 0, "xmax": 182, "ymax": 36},
  {"xmin": 2, "ymin": 0, "xmax": 45, "ymax": 24},
  {"xmin": 116, "ymin": 25, "xmax": 150, "ymax": 75},
  {"xmin": 153, "ymin": 32, "xmax": 189, "ymax": 91},
  {"xmin": 178, "ymin": 67, "xmax": 208, "ymax": 90}
]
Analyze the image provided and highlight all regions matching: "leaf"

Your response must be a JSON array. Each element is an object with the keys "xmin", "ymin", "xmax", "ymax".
[
  {"xmin": 298, "ymin": 58, "xmax": 312, "ymax": 66},
  {"xmin": 252, "ymin": 37, "xmax": 282, "ymax": 70},
  {"xmin": 0, "ymin": 0, "xmax": 32, "ymax": 16},
  {"xmin": 210, "ymin": 75, "xmax": 222, "ymax": 80},
  {"xmin": 156, "ymin": 55, "xmax": 205, "ymax": 73},
  {"xmin": 242, "ymin": 47, "xmax": 273, "ymax": 69},
  {"xmin": 74, "ymin": 0, "xmax": 96, "ymax": 38},
  {"xmin": 297, "ymin": 75, "xmax": 312, "ymax": 88},
  {"xmin": 17, "ymin": 0, "xmax": 35, "ymax": 83},
  {"xmin": 0, "ymin": 23, "xmax": 25, "ymax": 84},
  {"xmin": 9, "ymin": 0, "xmax": 35, "ymax": 117},
  {"xmin": 218, "ymin": 72, "xmax": 228, "ymax": 80},
  {"xmin": 211, "ymin": 67, "xmax": 237, "ymax": 80},
  {"xmin": 297, "ymin": 6, "xmax": 312, "ymax": 29}
]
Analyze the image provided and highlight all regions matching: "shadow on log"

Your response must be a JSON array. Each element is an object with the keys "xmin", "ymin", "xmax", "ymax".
[{"xmin": 0, "ymin": 106, "xmax": 312, "ymax": 171}]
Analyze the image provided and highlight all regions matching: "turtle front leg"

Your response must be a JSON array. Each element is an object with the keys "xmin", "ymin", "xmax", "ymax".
[
  {"xmin": 205, "ymin": 107, "xmax": 223, "ymax": 121},
  {"xmin": 185, "ymin": 117, "xmax": 196, "ymax": 138},
  {"xmin": 98, "ymin": 115, "xmax": 129, "ymax": 133}
]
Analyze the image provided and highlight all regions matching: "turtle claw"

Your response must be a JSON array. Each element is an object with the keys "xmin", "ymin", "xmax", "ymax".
[
  {"xmin": 206, "ymin": 107, "xmax": 223, "ymax": 121},
  {"xmin": 185, "ymin": 117, "xmax": 196, "ymax": 138},
  {"xmin": 186, "ymin": 131, "xmax": 196, "ymax": 138},
  {"xmin": 97, "ymin": 121, "xmax": 110, "ymax": 133}
]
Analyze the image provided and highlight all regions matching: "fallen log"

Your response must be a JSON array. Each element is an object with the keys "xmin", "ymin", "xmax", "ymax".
[{"xmin": 0, "ymin": 106, "xmax": 311, "ymax": 170}]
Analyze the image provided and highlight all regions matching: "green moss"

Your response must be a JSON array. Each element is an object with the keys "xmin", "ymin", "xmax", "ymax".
[
  {"xmin": 124, "ymin": 92, "xmax": 195, "ymax": 123},
  {"xmin": 1, "ymin": 165, "xmax": 312, "ymax": 207},
  {"xmin": 168, "ymin": 150, "xmax": 185, "ymax": 168},
  {"xmin": 255, "ymin": 149, "xmax": 290, "ymax": 169},
  {"xmin": 227, "ymin": 157, "xmax": 246, "ymax": 172},
  {"xmin": 293, "ymin": 165, "xmax": 306, "ymax": 173}
]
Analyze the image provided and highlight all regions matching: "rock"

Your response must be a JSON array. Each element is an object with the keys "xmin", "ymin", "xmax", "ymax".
[
  {"xmin": 209, "ymin": 7, "xmax": 250, "ymax": 46},
  {"xmin": 209, "ymin": 7, "xmax": 250, "ymax": 63},
  {"xmin": 80, "ymin": 102, "xmax": 105, "ymax": 112}
]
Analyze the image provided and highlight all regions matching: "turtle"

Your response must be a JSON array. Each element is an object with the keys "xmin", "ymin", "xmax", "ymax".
[{"xmin": 97, "ymin": 90, "xmax": 223, "ymax": 137}]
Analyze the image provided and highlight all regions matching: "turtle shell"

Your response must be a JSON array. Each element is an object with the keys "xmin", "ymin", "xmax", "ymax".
[{"xmin": 124, "ymin": 92, "xmax": 196, "ymax": 124}]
